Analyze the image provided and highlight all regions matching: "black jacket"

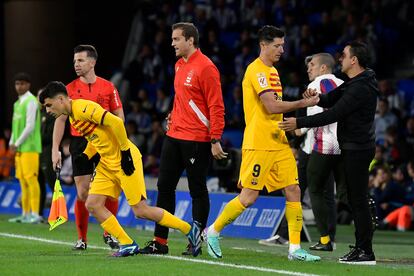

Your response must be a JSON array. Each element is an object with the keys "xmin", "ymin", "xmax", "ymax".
[{"xmin": 296, "ymin": 69, "xmax": 379, "ymax": 150}]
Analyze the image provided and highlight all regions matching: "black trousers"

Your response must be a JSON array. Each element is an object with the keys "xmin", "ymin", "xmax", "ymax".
[
  {"xmin": 307, "ymin": 151, "xmax": 346, "ymax": 240},
  {"xmin": 154, "ymin": 136, "xmax": 211, "ymax": 239},
  {"xmin": 342, "ymin": 148, "xmax": 375, "ymax": 253},
  {"xmin": 38, "ymin": 145, "xmax": 56, "ymax": 216}
]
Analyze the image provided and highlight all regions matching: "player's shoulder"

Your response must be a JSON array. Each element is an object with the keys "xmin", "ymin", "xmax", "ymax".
[
  {"xmin": 72, "ymin": 99, "xmax": 101, "ymax": 115},
  {"xmin": 95, "ymin": 76, "xmax": 115, "ymax": 88},
  {"xmin": 246, "ymin": 59, "xmax": 275, "ymax": 78},
  {"xmin": 197, "ymin": 52, "xmax": 218, "ymax": 71},
  {"xmin": 66, "ymin": 78, "xmax": 79, "ymax": 90},
  {"xmin": 73, "ymin": 99, "xmax": 99, "ymax": 109},
  {"xmin": 245, "ymin": 59, "xmax": 259, "ymax": 75}
]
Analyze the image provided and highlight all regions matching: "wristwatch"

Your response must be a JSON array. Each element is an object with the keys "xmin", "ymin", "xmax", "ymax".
[{"xmin": 211, "ymin": 138, "xmax": 221, "ymax": 144}]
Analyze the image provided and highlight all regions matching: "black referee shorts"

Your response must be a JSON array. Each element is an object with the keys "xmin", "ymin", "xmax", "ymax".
[{"xmin": 69, "ymin": 136, "xmax": 100, "ymax": 177}]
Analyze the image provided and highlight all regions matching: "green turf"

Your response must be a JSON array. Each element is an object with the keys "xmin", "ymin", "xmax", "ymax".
[{"xmin": 0, "ymin": 214, "xmax": 413, "ymax": 275}]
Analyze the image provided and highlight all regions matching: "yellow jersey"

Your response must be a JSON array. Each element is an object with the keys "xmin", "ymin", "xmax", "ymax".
[
  {"xmin": 241, "ymin": 58, "xmax": 289, "ymax": 150},
  {"xmin": 69, "ymin": 99, "xmax": 140, "ymax": 171}
]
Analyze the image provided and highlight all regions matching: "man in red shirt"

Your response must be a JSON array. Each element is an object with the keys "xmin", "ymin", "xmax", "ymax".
[
  {"xmin": 139, "ymin": 22, "xmax": 227, "ymax": 256},
  {"xmin": 52, "ymin": 45, "xmax": 125, "ymax": 250}
]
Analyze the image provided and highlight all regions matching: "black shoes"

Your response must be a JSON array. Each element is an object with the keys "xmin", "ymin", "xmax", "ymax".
[
  {"xmin": 309, "ymin": 241, "xmax": 333, "ymax": 252},
  {"xmin": 103, "ymin": 234, "xmax": 120, "ymax": 250},
  {"xmin": 181, "ymin": 243, "xmax": 202, "ymax": 256},
  {"xmin": 138, "ymin": 240, "xmax": 169, "ymax": 254},
  {"xmin": 339, "ymin": 246, "xmax": 376, "ymax": 265},
  {"xmin": 73, "ymin": 239, "xmax": 87, "ymax": 250},
  {"xmin": 137, "ymin": 239, "xmax": 204, "ymax": 256}
]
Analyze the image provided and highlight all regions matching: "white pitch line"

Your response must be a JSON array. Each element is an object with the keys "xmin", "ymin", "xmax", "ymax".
[{"xmin": 0, "ymin": 232, "xmax": 321, "ymax": 276}]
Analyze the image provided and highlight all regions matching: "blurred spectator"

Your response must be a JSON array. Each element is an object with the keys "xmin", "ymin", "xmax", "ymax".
[
  {"xmin": 369, "ymin": 144, "xmax": 390, "ymax": 172},
  {"xmin": 283, "ymin": 71, "xmax": 303, "ymax": 101},
  {"xmin": 380, "ymin": 160, "xmax": 414, "ymax": 231},
  {"xmin": 370, "ymin": 165, "xmax": 405, "ymax": 220},
  {"xmin": 201, "ymin": 29, "xmax": 226, "ymax": 71},
  {"xmin": 234, "ymin": 43, "xmax": 255, "ymax": 83},
  {"xmin": 179, "ymin": 0, "xmax": 196, "ymax": 22},
  {"xmin": 126, "ymin": 102, "xmax": 151, "ymax": 152},
  {"xmin": 225, "ymin": 86, "xmax": 244, "ymax": 129},
  {"xmin": 383, "ymin": 126, "xmax": 412, "ymax": 166},
  {"xmin": 375, "ymin": 98, "xmax": 398, "ymax": 144},
  {"xmin": 0, "ymin": 127, "xmax": 14, "ymax": 180},
  {"xmin": 124, "ymin": 43, "xmax": 164, "ymax": 96},
  {"xmin": 404, "ymin": 116, "xmax": 414, "ymax": 150},
  {"xmin": 315, "ymin": 11, "xmax": 340, "ymax": 48},
  {"xmin": 125, "ymin": 120, "xmax": 145, "ymax": 150},
  {"xmin": 211, "ymin": 0, "xmax": 237, "ymax": 31},
  {"xmin": 158, "ymin": 2, "xmax": 178, "ymax": 29},
  {"xmin": 155, "ymin": 87, "xmax": 172, "ymax": 118},
  {"xmin": 137, "ymin": 88, "xmax": 155, "ymax": 114},
  {"xmin": 144, "ymin": 120, "xmax": 165, "ymax": 176},
  {"xmin": 378, "ymin": 79, "xmax": 405, "ymax": 118}
]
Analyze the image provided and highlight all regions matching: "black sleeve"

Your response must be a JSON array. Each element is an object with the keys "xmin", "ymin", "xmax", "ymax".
[
  {"xmin": 297, "ymin": 83, "xmax": 367, "ymax": 128},
  {"xmin": 317, "ymin": 84, "xmax": 344, "ymax": 108}
]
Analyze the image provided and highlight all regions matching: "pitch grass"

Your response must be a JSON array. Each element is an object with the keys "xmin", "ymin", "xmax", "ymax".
[{"xmin": 0, "ymin": 215, "xmax": 413, "ymax": 275}]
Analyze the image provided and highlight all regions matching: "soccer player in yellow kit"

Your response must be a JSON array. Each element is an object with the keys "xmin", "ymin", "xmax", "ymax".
[
  {"xmin": 205, "ymin": 26, "xmax": 321, "ymax": 261},
  {"xmin": 40, "ymin": 81, "xmax": 200, "ymax": 257}
]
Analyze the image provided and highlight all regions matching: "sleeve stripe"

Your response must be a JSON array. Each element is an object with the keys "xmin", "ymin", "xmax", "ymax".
[
  {"xmin": 258, "ymin": 89, "xmax": 276, "ymax": 97},
  {"xmin": 100, "ymin": 111, "xmax": 108, "ymax": 125}
]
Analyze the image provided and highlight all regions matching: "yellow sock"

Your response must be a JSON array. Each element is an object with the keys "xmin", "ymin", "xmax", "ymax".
[
  {"xmin": 101, "ymin": 215, "xmax": 133, "ymax": 245},
  {"xmin": 27, "ymin": 176, "xmax": 40, "ymax": 214},
  {"xmin": 285, "ymin": 201, "xmax": 302, "ymax": 245},
  {"xmin": 158, "ymin": 210, "xmax": 191, "ymax": 235},
  {"xmin": 320, "ymin": 235, "xmax": 330, "ymax": 244},
  {"xmin": 213, "ymin": 196, "xmax": 246, "ymax": 232},
  {"xmin": 19, "ymin": 179, "xmax": 30, "ymax": 214}
]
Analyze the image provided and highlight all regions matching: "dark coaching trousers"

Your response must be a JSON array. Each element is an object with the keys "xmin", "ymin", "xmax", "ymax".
[
  {"xmin": 154, "ymin": 136, "xmax": 211, "ymax": 239},
  {"xmin": 307, "ymin": 151, "xmax": 346, "ymax": 240},
  {"xmin": 342, "ymin": 148, "xmax": 375, "ymax": 253}
]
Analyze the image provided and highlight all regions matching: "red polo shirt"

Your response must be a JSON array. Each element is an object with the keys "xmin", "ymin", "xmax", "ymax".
[{"xmin": 66, "ymin": 76, "xmax": 122, "ymax": 136}]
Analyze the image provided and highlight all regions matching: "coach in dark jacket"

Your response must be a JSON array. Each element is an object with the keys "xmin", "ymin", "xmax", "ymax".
[{"xmin": 280, "ymin": 41, "xmax": 379, "ymax": 265}]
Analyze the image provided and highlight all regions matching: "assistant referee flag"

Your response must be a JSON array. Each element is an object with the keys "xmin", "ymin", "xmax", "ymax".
[{"xmin": 48, "ymin": 171, "xmax": 68, "ymax": 231}]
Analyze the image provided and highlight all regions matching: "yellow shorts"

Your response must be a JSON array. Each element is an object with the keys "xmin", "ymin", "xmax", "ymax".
[
  {"xmin": 238, "ymin": 147, "xmax": 299, "ymax": 193},
  {"xmin": 89, "ymin": 146, "xmax": 147, "ymax": 206},
  {"xmin": 15, "ymin": 152, "xmax": 39, "ymax": 180}
]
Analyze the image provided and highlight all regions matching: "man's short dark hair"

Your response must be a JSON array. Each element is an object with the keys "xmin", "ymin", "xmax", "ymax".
[
  {"xmin": 74, "ymin": 44, "xmax": 98, "ymax": 60},
  {"xmin": 14, "ymin": 72, "xmax": 31, "ymax": 83},
  {"xmin": 346, "ymin": 41, "xmax": 370, "ymax": 68},
  {"xmin": 39, "ymin": 81, "xmax": 67, "ymax": 104},
  {"xmin": 172, "ymin": 22, "xmax": 199, "ymax": 48},
  {"xmin": 258, "ymin": 25, "xmax": 285, "ymax": 43}
]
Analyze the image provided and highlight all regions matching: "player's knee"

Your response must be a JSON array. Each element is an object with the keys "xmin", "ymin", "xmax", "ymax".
[
  {"xmin": 239, "ymin": 195, "xmax": 256, "ymax": 207},
  {"xmin": 76, "ymin": 185, "xmax": 89, "ymax": 201},
  {"xmin": 85, "ymin": 199, "xmax": 98, "ymax": 214},
  {"xmin": 77, "ymin": 192, "xmax": 88, "ymax": 201},
  {"xmin": 286, "ymin": 184, "xmax": 300, "ymax": 194},
  {"xmin": 132, "ymin": 201, "xmax": 148, "ymax": 219}
]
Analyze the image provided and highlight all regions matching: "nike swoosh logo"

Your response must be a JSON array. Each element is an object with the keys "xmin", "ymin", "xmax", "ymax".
[
  {"xmin": 120, "ymin": 245, "xmax": 137, "ymax": 254},
  {"xmin": 207, "ymin": 242, "xmax": 222, "ymax": 258}
]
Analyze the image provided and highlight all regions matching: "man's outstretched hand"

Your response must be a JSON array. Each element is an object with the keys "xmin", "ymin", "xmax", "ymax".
[{"xmin": 279, "ymin": 117, "xmax": 298, "ymax": 132}]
